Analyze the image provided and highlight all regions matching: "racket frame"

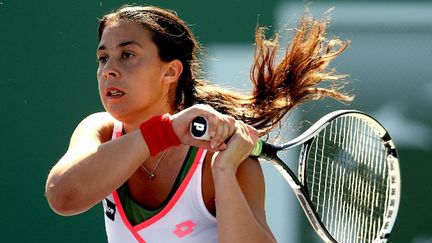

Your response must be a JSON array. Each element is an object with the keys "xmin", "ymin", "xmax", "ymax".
[{"xmin": 257, "ymin": 110, "xmax": 400, "ymax": 243}]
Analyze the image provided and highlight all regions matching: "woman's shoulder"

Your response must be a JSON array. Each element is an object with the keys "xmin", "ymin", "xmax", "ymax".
[
  {"xmin": 81, "ymin": 111, "xmax": 115, "ymax": 123},
  {"xmin": 76, "ymin": 112, "xmax": 116, "ymax": 130},
  {"xmin": 71, "ymin": 112, "xmax": 116, "ymax": 144}
]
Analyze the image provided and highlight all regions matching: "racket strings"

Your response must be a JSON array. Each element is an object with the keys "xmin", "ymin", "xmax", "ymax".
[
  {"xmin": 306, "ymin": 139, "xmax": 388, "ymax": 199},
  {"xmin": 304, "ymin": 115, "xmax": 390, "ymax": 243}
]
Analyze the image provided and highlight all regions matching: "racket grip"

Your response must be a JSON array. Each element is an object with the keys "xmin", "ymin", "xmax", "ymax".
[
  {"xmin": 251, "ymin": 139, "xmax": 278, "ymax": 160},
  {"xmin": 250, "ymin": 140, "xmax": 263, "ymax": 156}
]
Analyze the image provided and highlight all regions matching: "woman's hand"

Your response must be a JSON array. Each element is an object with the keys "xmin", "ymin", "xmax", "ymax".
[
  {"xmin": 171, "ymin": 104, "xmax": 237, "ymax": 151},
  {"xmin": 211, "ymin": 120, "xmax": 258, "ymax": 172},
  {"xmin": 171, "ymin": 104, "xmax": 258, "ymax": 171}
]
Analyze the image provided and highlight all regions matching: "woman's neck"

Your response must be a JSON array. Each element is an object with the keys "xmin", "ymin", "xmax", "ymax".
[{"xmin": 122, "ymin": 104, "xmax": 177, "ymax": 133}]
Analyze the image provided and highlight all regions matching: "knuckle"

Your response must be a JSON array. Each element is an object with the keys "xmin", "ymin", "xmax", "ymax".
[{"xmin": 225, "ymin": 115, "xmax": 235, "ymax": 122}]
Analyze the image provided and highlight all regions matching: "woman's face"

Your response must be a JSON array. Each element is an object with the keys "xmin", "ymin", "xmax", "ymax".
[{"xmin": 96, "ymin": 20, "xmax": 171, "ymax": 124}]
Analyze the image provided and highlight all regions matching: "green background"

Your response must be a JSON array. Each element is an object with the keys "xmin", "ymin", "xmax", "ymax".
[{"xmin": 1, "ymin": 0, "xmax": 431, "ymax": 242}]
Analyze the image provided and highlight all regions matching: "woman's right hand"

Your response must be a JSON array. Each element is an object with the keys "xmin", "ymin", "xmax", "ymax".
[{"xmin": 171, "ymin": 104, "xmax": 236, "ymax": 151}]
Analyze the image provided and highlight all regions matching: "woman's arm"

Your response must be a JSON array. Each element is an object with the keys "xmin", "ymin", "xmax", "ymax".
[
  {"xmin": 212, "ymin": 121, "xmax": 276, "ymax": 243},
  {"xmin": 45, "ymin": 104, "xmax": 233, "ymax": 216},
  {"xmin": 213, "ymin": 158, "xmax": 276, "ymax": 243},
  {"xmin": 45, "ymin": 112, "xmax": 151, "ymax": 216}
]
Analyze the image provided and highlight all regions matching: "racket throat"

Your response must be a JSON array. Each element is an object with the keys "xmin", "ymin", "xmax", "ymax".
[
  {"xmin": 295, "ymin": 189, "xmax": 337, "ymax": 243},
  {"xmin": 255, "ymin": 141, "xmax": 279, "ymax": 160}
]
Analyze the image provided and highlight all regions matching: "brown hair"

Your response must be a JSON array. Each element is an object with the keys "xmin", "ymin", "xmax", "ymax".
[{"xmin": 98, "ymin": 5, "xmax": 353, "ymax": 135}]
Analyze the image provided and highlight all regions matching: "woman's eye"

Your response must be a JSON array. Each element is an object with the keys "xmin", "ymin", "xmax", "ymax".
[
  {"xmin": 98, "ymin": 56, "xmax": 108, "ymax": 64},
  {"xmin": 122, "ymin": 52, "xmax": 134, "ymax": 59}
]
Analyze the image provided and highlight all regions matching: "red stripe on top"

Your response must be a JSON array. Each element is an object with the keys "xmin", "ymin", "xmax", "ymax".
[
  {"xmin": 135, "ymin": 148, "xmax": 204, "ymax": 230},
  {"xmin": 111, "ymin": 145, "xmax": 205, "ymax": 241}
]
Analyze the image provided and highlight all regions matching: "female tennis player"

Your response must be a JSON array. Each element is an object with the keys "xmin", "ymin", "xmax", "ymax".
[{"xmin": 45, "ymin": 5, "xmax": 352, "ymax": 243}]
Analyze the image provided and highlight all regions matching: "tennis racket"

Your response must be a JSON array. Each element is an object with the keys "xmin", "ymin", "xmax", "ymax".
[{"xmin": 190, "ymin": 110, "xmax": 400, "ymax": 243}]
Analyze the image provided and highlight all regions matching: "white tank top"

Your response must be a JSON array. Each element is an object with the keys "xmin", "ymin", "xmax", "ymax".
[{"xmin": 102, "ymin": 121, "xmax": 217, "ymax": 243}]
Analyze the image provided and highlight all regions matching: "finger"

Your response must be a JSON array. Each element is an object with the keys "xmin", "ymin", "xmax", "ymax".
[
  {"xmin": 216, "ymin": 142, "xmax": 227, "ymax": 151},
  {"xmin": 246, "ymin": 124, "xmax": 259, "ymax": 143},
  {"xmin": 216, "ymin": 119, "xmax": 231, "ymax": 148},
  {"xmin": 225, "ymin": 115, "xmax": 237, "ymax": 137},
  {"xmin": 212, "ymin": 115, "xmax": 237, "ymax": 148},
  {"xmin": 210, "ymin": 118, "xmax": 226, "ymax": 148},
  {"xmin": 236, "ymin": 121, "xmax": 257, "ymax": 148}
]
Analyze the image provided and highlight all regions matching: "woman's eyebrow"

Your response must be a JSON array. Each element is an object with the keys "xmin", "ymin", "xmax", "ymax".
[
  {"xmin": 97, "ymin": 41, "xmax": 143, "ymax": 52},
  {"xmin": 118, "ymin": 41, "xmax": 143, "ymax": 48}
]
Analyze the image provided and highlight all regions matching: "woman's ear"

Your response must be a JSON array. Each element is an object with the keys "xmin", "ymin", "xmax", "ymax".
[{"xmin": 162, "ymin": 59, "xmax": 183, "ymax": 84}]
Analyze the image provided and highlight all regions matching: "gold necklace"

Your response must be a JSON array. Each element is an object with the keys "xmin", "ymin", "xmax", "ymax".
[{"xmin": 140, "ymin": 150, "xmax": 167, "ymax": 179}]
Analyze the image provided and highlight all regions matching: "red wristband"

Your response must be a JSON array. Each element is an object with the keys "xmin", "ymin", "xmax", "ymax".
[{"xmin": 139, "ymin": 114, "xmax": 181, "ymax": 156}]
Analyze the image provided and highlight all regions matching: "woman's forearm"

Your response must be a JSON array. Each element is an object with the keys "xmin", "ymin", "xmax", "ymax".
[
  {"xmin": 212, "ymin": 167, "xmax": 276, "ymax": 243},
  {"xmin": 46, "ymin": 130, "xmax": 149, "ymax": 216}
]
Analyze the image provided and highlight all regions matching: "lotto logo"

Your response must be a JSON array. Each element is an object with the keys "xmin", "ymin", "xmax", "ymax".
[{"xmin": 173, "ymin": 220, "xmax": 196, "ymax": 238}]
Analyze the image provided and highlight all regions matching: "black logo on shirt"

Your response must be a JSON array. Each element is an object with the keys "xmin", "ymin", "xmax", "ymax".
[{"xmin": 103, "ymin": 198, "xmax": 116, "ymax": 221}]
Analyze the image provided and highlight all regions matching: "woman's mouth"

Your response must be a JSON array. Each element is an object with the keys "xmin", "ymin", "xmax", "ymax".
[{"xmin": 106, "ymin": 87, "xmax": 125, "ymax": 98}]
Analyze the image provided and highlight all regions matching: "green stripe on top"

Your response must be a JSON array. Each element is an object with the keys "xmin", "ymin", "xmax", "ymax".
[{"xmin": 118, "ymin": 146, "xmax": 199, "ymax": 226}]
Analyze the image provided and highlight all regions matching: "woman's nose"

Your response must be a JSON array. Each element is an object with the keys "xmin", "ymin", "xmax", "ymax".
[{"xmin": 102, "ymin": 59, "xmax": 120, "ymax": 79}]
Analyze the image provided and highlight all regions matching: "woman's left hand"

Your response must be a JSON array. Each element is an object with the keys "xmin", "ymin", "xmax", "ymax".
[{"xmin": 211, "ymin": 120, "xmax": 259, "ymax": 172}]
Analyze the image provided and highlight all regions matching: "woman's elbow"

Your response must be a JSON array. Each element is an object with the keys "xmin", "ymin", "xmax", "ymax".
[{"xmin": 45, "ymin": 176, "xmax": 88, "ymax": 216}]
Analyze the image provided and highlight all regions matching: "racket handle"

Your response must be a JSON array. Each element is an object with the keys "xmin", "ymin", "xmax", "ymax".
[
  {"xmin": 190, "ymin": 116, "xmax": 277, "ymax": 159},
  {"xmin": 252, "ymin": 139, "xmax": 278, "ymax": 160},
  {"xmin": 250, "ymin": 140, "xmax": 264, "ymax": 156}
]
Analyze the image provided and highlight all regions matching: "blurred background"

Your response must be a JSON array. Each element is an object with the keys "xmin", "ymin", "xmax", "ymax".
[{"xmin": 1, "ymin": 0, "xmax": 431, "ymax": 242}]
